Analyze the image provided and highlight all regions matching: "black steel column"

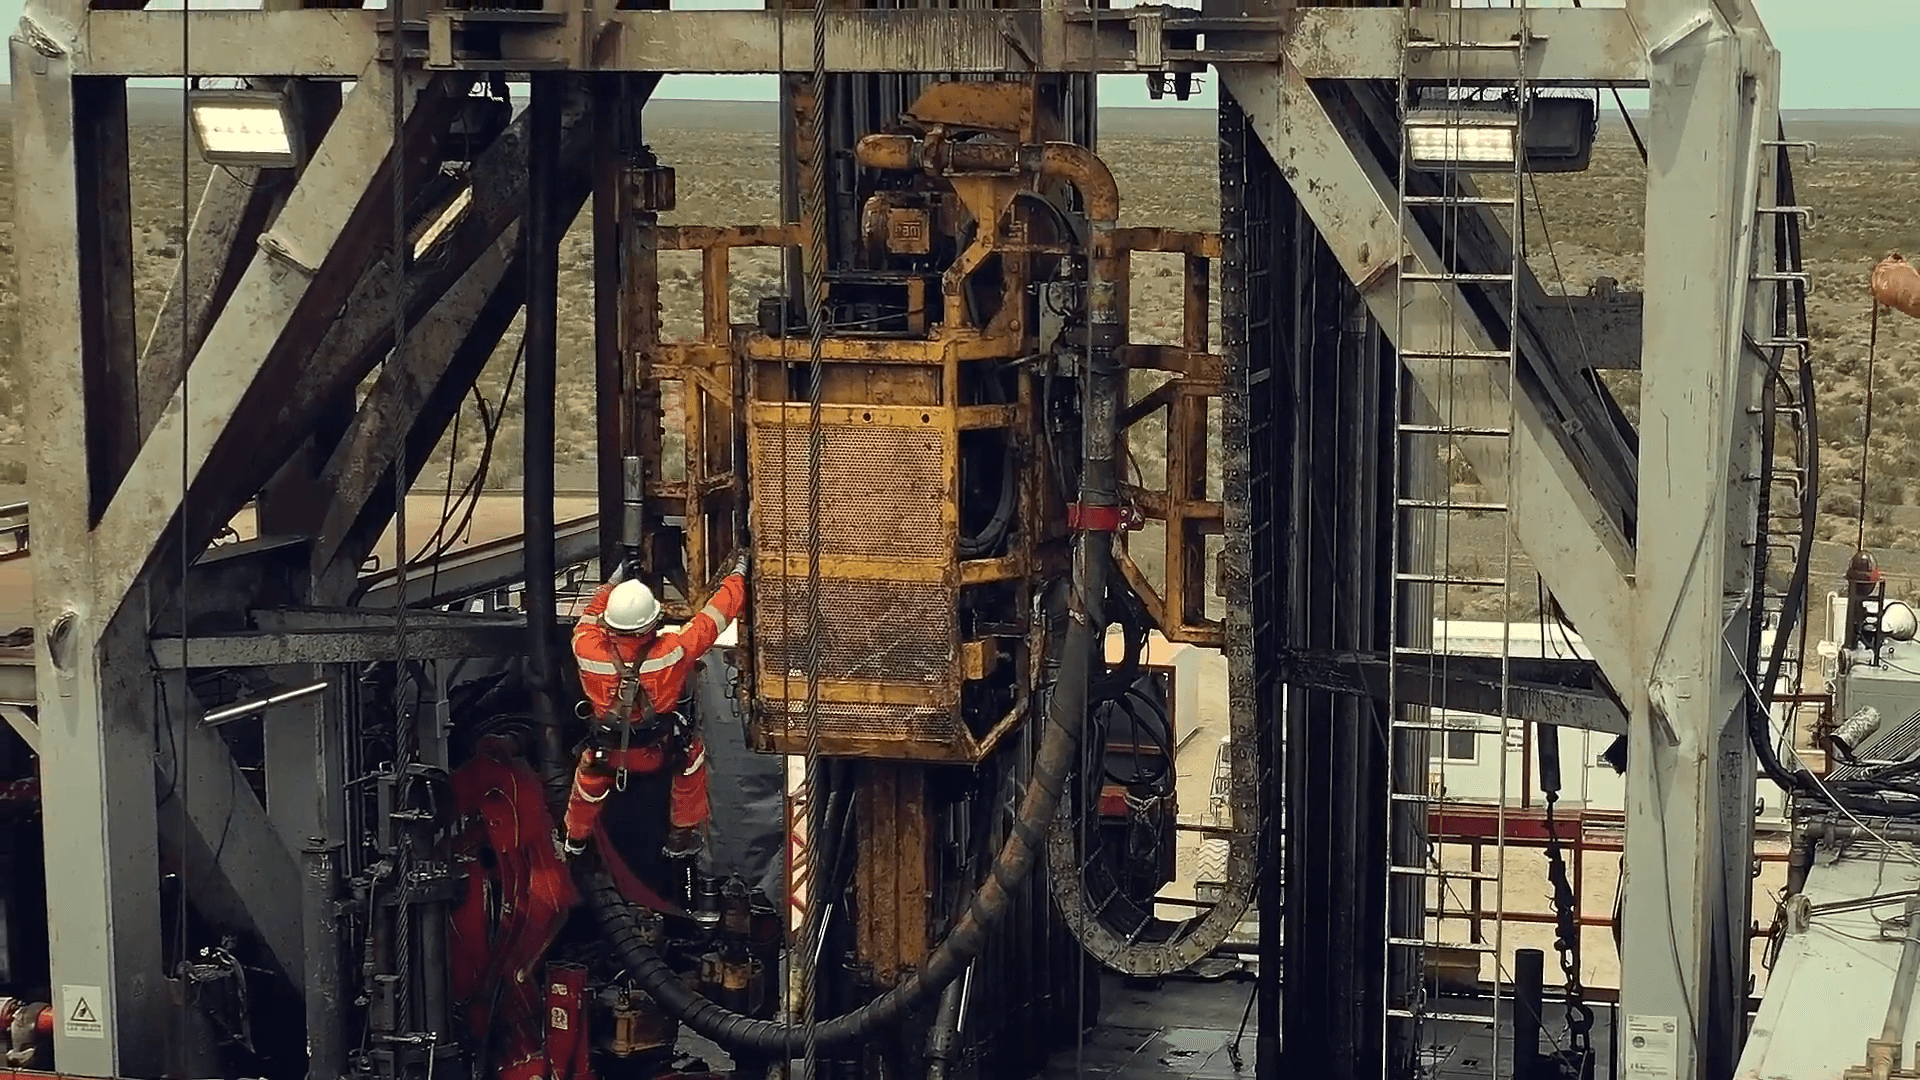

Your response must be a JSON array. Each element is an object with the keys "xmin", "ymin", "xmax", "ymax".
[
  {"xmin": 525, "ymin": 72, "xmax": 564, "ymax": 781},
  {"xmin": 1270, "ymin": 146, "xmax": 1395, "ymax": 1080},
  {"xmin": 592, "ymin": 73, "xmax": 629, "ymax": 578}
]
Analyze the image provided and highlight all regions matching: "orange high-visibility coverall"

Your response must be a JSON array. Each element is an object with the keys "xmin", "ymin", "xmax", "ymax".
[{"xmin": 563, "ymin": 572, "xmax": 747, "ymax": 846}]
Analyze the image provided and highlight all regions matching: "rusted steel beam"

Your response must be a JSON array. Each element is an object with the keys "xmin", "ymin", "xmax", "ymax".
[
  {"xmin": 93, "ymin": 65, "xmax": 471, "ymax": 624},
  {"xmin": 307, "ymin": 81, "xmax": 596, "ymax": 577}
]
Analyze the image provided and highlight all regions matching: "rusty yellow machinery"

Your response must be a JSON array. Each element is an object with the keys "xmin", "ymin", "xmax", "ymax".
[{"xmin": 578, "ymin": 78, "xmax": 1235, "ymax": 1076}]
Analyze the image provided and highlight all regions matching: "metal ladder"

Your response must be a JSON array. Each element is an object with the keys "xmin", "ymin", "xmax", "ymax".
[
  {"xmin": 1747, "ymin": 140, "xmax": 1817, "ymax": 751},
  {"xmin": 1383, "ymin": 0, "xmax": 1531, "ymax": 1062}
]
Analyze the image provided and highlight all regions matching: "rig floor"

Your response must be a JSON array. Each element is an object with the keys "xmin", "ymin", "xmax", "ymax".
[{"xmin": 1035, "ymin": 979, "xmax": 1619, "ymax": 1080}]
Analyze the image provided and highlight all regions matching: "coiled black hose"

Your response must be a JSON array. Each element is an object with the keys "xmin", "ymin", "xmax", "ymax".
[{"xmin": 590, "ymin": 552, "xmax": 1104, "ymax": 1053}]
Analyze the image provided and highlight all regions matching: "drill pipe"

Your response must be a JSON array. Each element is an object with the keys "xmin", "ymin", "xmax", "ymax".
[{"xmin": 591, "ymin": 141, "xmax": 1124, "ymax": 1053}]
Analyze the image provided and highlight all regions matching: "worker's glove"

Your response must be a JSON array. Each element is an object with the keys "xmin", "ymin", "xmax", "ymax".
[
  {"xmin": 553, "ymin": 829, "xmax": 586, "ymax": 862},
  {"xmin": 608, "ymin": 559, "xmax": 630, "ymax": 586},
  {"xmin": 729, "ymin": 550, "xmax": 749, "ymax": 579}
]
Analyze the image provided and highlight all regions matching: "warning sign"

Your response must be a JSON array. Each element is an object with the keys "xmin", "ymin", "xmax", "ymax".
[{"xmin": 61, "ymin": 985, "xmax": 104, "ymax": 1039}]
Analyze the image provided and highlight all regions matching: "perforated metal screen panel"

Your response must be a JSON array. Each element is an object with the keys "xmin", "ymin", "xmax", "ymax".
[
  {"xmin": 749, "ymin": 425, "xmax": 948, "ymax": 562},
  {"xmin": 753, "ymin": 576, "xmax": 956, "ymax": 685},
  {"xmin": 747, "ymin": 418, "xmax": 967, "ymax": 759}
]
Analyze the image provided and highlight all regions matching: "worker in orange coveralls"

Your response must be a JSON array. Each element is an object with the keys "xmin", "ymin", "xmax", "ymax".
[{"xmin": 556, "ymin": 551, "xmax": 748, "ymax": 862}]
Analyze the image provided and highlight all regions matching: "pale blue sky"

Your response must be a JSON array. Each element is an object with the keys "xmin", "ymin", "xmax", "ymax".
[{"xmin": 3, "ymin": 0, "xmax": 1910, "ymax": 111}]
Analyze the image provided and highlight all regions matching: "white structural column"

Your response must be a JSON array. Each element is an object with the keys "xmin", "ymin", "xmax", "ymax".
[
  {"xmin": 1621, "ymin": 7, "xmax": 1776, "ymax": 1076},
  {"xmin": 1221, "ymin": 62, "xmax": 1638, "ymax": 695},
  {"xmin": 11, "ymin": 22, "xmax": 168, "ymax": 1075}
]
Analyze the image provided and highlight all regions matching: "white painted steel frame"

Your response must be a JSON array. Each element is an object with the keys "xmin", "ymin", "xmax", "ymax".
[{"xmin": 9, "ymin": 0, "xmax": 1772, "ymax": 1071}]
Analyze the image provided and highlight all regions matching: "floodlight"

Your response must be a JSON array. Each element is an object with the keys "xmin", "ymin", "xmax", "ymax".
[
  {"xmin": 189, "ymin": 90, "xmax": 299, "ymax": 169},
  {"xmin": 1404, "ymin": 95, "xmax": 1598, "ymax": 174},
  {"xmin": 413, "ymin": 186, "xmax": 474, "ymax": 260},
  {"xmin": 1405, "ymin": 111, "xmax": 1518, "ymax": 170}
]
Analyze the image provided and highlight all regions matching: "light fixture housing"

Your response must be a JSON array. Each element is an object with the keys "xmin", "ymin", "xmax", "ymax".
[
  {"xmin": 189, "ymin": 90, "xmax": 300, "ymax": 169},
  {"xmin": 1404, "ymin": 95, "xmax": 1598, "ymax": 174},
  {"xmin": 1405, "ymin": 110, "xmax": 1519, "ymax": 170}
]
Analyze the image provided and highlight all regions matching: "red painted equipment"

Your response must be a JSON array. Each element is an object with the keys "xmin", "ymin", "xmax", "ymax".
[{"xmin": 448, "ymin": 737, "xmax": 579, "ymax": 1080}]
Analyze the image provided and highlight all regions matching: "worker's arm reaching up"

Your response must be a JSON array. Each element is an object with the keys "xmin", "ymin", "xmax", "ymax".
[{"xmin": 671, "ymin": 551, "xmax": 749, "ymax": 663}]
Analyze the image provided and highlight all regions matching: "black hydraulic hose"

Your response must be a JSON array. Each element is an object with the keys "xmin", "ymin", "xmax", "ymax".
[
  {"xmin": 1733, "ymin": 132, "xmax": 1920, "ymax": 819},
  {"xmin": 594, "ymin": 539, "xmax": 1103, "ymax": 1053},
  {"xmin": 1745, "ymin": 125, "xmax": 1822, "ymax": 798},
  {"xmin": 958, "ymin": 448, "xmax": 1017, "ymax": 558}
]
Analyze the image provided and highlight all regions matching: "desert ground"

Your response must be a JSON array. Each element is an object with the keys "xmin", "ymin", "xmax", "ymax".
[
  {"xmin": 0, "ymin": 94, "xmax": 1916, "ymax": 994},
  {"xmin": 5, "ymin": 97, "xmax": 1920, "ymax": 615}
]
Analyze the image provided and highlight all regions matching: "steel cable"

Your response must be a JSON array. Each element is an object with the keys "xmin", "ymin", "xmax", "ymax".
[{"xmin": 797, "ymin": 0, "xmax": 830, "ymax": 1072}]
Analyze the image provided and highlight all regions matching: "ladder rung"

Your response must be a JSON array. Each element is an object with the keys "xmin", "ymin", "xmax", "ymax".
[
  {"xmin": 1390, "ymin": 865, "xmax": 1502, "ymax": 883},
  {"xmin": 1399, "ymin": 423, "xmax": 1510, "ymax": 438},
  {"xmin": 1390, "ymin": 938, "xmax": 1499, "ymax": 954},
  {"xmin": 1390, "ymin": 792, "xmax": 1436, "ymax": 804},
  {"xmin": 1398, "ymin": 498, "xmax": 1507, "ymax": 512},
  {"xmin": 1403, "ymin": 271, "xmax": 1514, "ymax": 284},
  {"xmin": 1402, "ymin": 195, "xmax": 1516, "ymax": 208},
  {"xmin": 1406, "ymin": 39, "xmax": 1526, "ymax": 52},
  {"xmin": 1393, "ymin": 719, "xmax": 1507, "ymax": 736},
  {"xmin": 1396, "ymin": 572, "xmax": 1505, "ymax": 588},
  {"xmin": 1389, "ymin": 1008, "xmax": 1498, "ymax": 1025},
  {"xmin": 1753, "ymin": 272, "xmax": 1809, "ymax": 283},
  {"xmin": 1398, "ymin": 349, "xmax": 1512, "ymax": 362},
  {"xmin": 1754, "ymin": 338, "xmax": 1810, "ymax": 351},
  {"xmin": 1756, "ymin": 204, "xmax": 1814, "ymax": 216}
]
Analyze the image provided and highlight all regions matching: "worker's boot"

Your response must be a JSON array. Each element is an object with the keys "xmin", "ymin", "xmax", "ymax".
[{"xmin": 662, "ymin": 825, "xmax": 704, "ymax": 860}]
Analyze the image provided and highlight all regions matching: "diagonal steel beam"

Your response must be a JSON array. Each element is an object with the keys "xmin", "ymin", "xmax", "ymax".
[
  {"xmin": 92, "ymin": 61, "xmax": 469, "ymax": 619},
  {"xmin": 323, "ymin": 143, "xmax": 599, "ymax": 590},
  {"xmin": 137, "ymin": 165, "xmax": 292, "ymax": 446},
  {"xmin": 152, "ymin": 672, "xmax": 303, "ymax": 984},
  {"xmin": 309, "ymin": 226, "xmax": 523, "ymax": 576},
  {"xmin": 307, "ymin": 82, "xmax": 595, "ymax": 576},
  {"xmin": 1221, "ymin": 62, "xmax": 1637, "ymax": 696}
]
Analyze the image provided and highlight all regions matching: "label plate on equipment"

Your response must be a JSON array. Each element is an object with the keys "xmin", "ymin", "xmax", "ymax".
[
  {"xmin": 60, "ymin": 984, "xmax": 105, "ymax": 1039},
  {"xmin": 1623, "ymin": 1014, "xmax": 1678, "ymax": 1078}
]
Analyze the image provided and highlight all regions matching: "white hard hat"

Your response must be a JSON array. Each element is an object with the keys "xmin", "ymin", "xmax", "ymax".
[{"xmin": 604, "ymin": 580, "xmax": 663, "ymax": 634}]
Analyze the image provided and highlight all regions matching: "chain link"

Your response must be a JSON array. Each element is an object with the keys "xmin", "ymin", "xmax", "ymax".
[{"xmin": 1542, "ymin": 791, "xmax": 1594, "ymax": 1064}]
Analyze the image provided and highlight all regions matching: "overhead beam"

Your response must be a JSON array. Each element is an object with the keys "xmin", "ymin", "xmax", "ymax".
[
  {"xmin": 151, "ymin": 619, "xmax": 545, "ymax": 668},
  {"xmin": 1275, "ymin": 648, "xmax": 1628, "ymax": 736},
  {"xmin": 77, "ymin": 6, "xmax": 1653, "ymax": 81},
  {"xmin": 1222, "ymin": 62, "xmax": 1638, "ymax": 697},
  {"xmin": 1284, "ymin": 6, "xmax": 1649, "ymax": 85},
  {"xmin": 92, "ymin": 62, "xmax": 469, "ymax": 621}
]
